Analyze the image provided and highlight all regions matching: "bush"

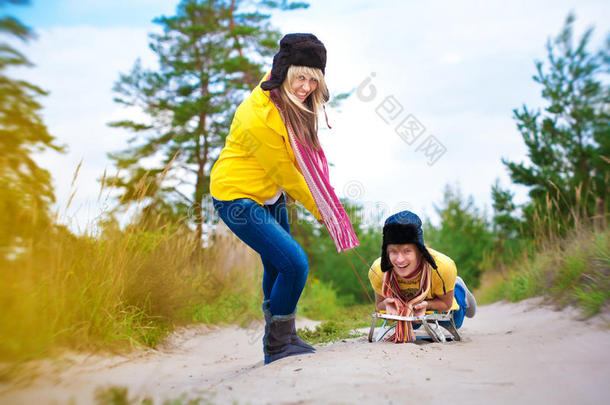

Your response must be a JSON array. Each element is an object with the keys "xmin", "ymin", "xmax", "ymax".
[
  {"xmin": 477, "ymin": 228, "xmax": 609, "ymax": 316},
  {"xmin": 0, "ymin": 219, "xmax": 262, "ymax": 366}
]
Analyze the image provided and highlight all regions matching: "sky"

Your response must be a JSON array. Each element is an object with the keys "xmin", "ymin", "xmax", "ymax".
[{"xmin": 6, "ymin": 0, "xmax": 610, "ymax": 231}]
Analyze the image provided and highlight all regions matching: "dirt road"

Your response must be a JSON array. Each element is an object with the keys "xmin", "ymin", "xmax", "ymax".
[{"xmin": 1, "ymin": 299, "xmax": 609, "ymax": 404}]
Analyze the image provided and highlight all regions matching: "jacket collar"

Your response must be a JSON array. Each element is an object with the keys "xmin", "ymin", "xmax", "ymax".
[
  {"xmin": 250, "ymin": 72, "xmax": 273, "ymax": 106},
  {"xmin": 250, "ymin": 72, "xmax": 288, "ymax": 137}
]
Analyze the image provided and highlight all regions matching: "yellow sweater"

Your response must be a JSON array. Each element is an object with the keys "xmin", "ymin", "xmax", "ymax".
[{"xmin": 210, "ymin": 77, "xmax": 321, "ymax": 220}]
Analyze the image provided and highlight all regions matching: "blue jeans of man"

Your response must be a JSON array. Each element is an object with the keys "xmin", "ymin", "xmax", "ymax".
[
  {"xmin": 212, "ymin": 195, "xmax": 308, "ymax": 316},
  {"xmin": 449, "ymin": 282, "xmax": 467, "ymax": 329}
]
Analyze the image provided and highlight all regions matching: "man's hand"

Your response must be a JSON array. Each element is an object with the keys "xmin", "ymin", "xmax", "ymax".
[{"xmin": 413, "ymin": 300, "xmax": 428, "ymax": 317}]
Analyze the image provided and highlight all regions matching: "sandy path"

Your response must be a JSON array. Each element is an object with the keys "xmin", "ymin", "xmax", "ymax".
[{"xmin": 1, "ymin": 299, "xmax": 609, "ymax": 405}]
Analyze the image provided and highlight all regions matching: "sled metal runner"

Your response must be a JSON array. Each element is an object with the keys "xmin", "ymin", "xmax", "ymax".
[{"xmin": 368, "ymin": 311, "xmax": 462, "ymax": 343}]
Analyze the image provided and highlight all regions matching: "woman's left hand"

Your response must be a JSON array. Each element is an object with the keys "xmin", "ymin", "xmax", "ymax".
[{"xmin": 413, "ymin": 301, "xmax": 428, "ymax": 317}]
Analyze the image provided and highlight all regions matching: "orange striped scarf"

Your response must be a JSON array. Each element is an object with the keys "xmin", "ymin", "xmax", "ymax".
[{"xmin": 381, "ymin": 261, "xmax": 431, "ymax": 343}]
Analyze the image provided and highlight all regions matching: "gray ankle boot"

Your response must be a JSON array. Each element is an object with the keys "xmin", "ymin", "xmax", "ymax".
[
  {"xmin": 263, "ymin": 312, "xmax": 314, "ymax": 365},
  {"xmin": 262, "ymin": 301, "xmax": 315, "ymax": 352},
  {"xmin": 287, "ymin": 315, "xmax": 316, "ymax": 352}
]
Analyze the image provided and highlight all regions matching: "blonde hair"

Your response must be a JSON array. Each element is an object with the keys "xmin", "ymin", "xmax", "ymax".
[{"xmin": 277, "ymin": 65, "xmax": 329, "ymax": 150}]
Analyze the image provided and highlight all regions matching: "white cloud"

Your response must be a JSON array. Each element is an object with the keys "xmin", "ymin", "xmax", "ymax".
[
  {"xmin": 439, "ymin": 52, "xmax": 463, "ymax": 65},
  {"xmin": 13, "ymin": 0, "xmax": 609, "ymax": 232},
  {"xmin": 276, "ymin": 0, "xmax": 608, "ymax": 224},
  {"xmin": 14, "ymin": 25, "xmax": 159, "ymax": 230},
  {"xmin": 59, "ymin": 0, "xmax": 176, "ymax": 16}
]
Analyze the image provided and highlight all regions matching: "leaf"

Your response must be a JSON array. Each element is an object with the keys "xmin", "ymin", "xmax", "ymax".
[{"xmin": 0, "ymin": 16, "xmax": 33, "ymax": 41}]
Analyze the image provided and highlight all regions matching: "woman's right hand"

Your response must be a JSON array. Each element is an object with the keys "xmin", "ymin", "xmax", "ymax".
[{"xmin": 383, "ymin": 297, "xmax": 399, "ymax": 315}]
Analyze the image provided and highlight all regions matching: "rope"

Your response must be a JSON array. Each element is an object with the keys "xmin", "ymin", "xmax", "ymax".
[
  {"xmin": 342, "ymin": 247, "xmax": 408, "ymax": 311},
  {"xmin": 343, "ymin": 250, "xmax": 374, "ymax": 306},
  {"xmin": 348, "ymin": 247, "xmax": 403, "ymax": 307},
  {"xmin": 345, "ymin": 247, "xmax": 433, "ymax": 343}
]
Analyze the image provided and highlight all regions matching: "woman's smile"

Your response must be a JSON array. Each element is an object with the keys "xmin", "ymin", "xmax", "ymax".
[{"xmin": 291, "ymin": 74, "xmax": 318, "ymax": 102}]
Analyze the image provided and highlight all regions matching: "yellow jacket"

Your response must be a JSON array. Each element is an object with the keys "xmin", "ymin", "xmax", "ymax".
[{"xmin": 209, "ymin": 76, "xmax": 322, "ymax": 220}]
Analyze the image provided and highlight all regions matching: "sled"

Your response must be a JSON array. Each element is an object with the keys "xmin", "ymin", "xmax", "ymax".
[{"xmin": 367, "ymin": 310, "xmax": 461, "ymax": 343}]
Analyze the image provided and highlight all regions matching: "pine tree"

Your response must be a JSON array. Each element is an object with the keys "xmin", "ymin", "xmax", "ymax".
[
  {"xmin": 107, "ymin": 0, "xmax": 308, "ymax": 239},
  {"xmin": 0, "ymin": 0, "xmax": 64, "ymax": 251},
  {"xmin": 503, "ymin": 13, "xmax": 609, "ymax": 229},
  {"xmin": 491, "ymin": 179, "xmax": 521, "ymax": 239},
  {"xmin": 424, "ymin": 185, "xmax": 494, "ymax": 288},
  {"xmin": 490, "ymin": 179, "xmax": 525, "ymax": 262}
]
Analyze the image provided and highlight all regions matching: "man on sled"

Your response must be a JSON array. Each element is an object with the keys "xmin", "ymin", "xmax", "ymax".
[{"xmin": 367, "ymin": 210, "xmax": 476, "ymax": 343}]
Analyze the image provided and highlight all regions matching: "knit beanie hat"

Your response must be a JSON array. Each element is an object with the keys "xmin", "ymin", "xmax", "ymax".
[
  {"xmin": 380, "ymin": 210, "xmax": 438, "ymax": 272},
  {"xmin": 261, "ymin": 33, "xmax": 327, "ymax": 91}
]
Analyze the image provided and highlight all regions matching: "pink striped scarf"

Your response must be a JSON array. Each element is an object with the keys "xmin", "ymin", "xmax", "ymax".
[
  {"xmin": 382, "ymin": 262, "xmax": 431, "ymax": 343},
  {"xmin": 269, "ymin": 89, "xmax": 359, "ymax": 252}
]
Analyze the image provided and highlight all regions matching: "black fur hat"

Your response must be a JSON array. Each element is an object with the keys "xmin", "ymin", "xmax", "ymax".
[
  {"xmin": 380, "ymin": 211, "xmax": 438, "ymax": 272},
  {"xmin": 260, "ymin": 33, "xmax": 326, "ymax": 91}
]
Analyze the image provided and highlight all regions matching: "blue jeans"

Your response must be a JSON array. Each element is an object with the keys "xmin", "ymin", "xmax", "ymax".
[
  {"xmin": 451, "ymin": 282, "xmax": 467, "ymax": 329},
  {"xmin": 412, "ymin": 282, "xmax": 467, "ymax": 330},
  {"xmin": 212, "ymin": 195, "xmax": 308, "ymax": 316}
]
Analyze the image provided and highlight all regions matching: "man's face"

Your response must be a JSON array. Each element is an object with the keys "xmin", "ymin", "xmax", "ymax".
[{"xmin": 387, "ymin": 243, "xmax": 421, "ymax": 278}]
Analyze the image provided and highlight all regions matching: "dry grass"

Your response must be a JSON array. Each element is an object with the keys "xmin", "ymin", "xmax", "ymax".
[
  {"xmin": 0, "ymin": 159, "xmax": 264, "ymax": 381},
  {"xmin": 478, "ymin": 178, "xmax": 609, "ymax": 316},
  {"xmin": 478, "ymin": 227, "xmax": 609, "ymax": 316}
]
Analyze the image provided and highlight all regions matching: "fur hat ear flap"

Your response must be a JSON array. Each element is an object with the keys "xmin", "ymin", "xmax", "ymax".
[
  {"xmin": 261, "ymin": 52, "xmax": 290, "ymax": 90},
  {"xmin": 380, "ymin": 243, "xmax": 392, "ymax": 272},
  {"xmin": 419, "ymin": 244, "xmax": 438, "ymax": 270}
]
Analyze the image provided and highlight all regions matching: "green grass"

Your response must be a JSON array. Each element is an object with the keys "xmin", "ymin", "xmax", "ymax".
[
  {"xmin": 0, "ymin": 218, "xmax": 264, "ymax": 378},
  {"xmin": 297, "ymin": 303, "xmax": 371, "ymax": 345},
  {"xmin": 94, "ymin": 385, "xmax": 219, "ymax": 405},
  {"xmin": 298, "ymin": 320, "xmax": 362, "ymax": 345},
  {"xmin": 0, "ymin": 202, "xmax": 376, "ymax": 382},
  {"xmin": 0, "ymin": 162, "xmax": 375, "ymax": 382},
  {"xmin": 297, "ymin": 277, "xmax": 374, "ymax": 344},
  {"xmin": 298, "ymin": 278, "xmax": 344, "ymax": 320},
  {"xmin": 479, "ymin": 228, "xmax": 609, "ymax": 316}
]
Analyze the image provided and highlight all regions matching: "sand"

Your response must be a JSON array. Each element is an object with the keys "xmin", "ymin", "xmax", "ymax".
[{"xmin": 1, "ymin": 299, "xmax": 609, "ymax": 405}]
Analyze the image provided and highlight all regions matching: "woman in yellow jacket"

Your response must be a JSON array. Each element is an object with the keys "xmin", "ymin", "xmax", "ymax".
[{"xmin": 210, "ymin": 34, "xmax": 329, "ymax": 364}]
